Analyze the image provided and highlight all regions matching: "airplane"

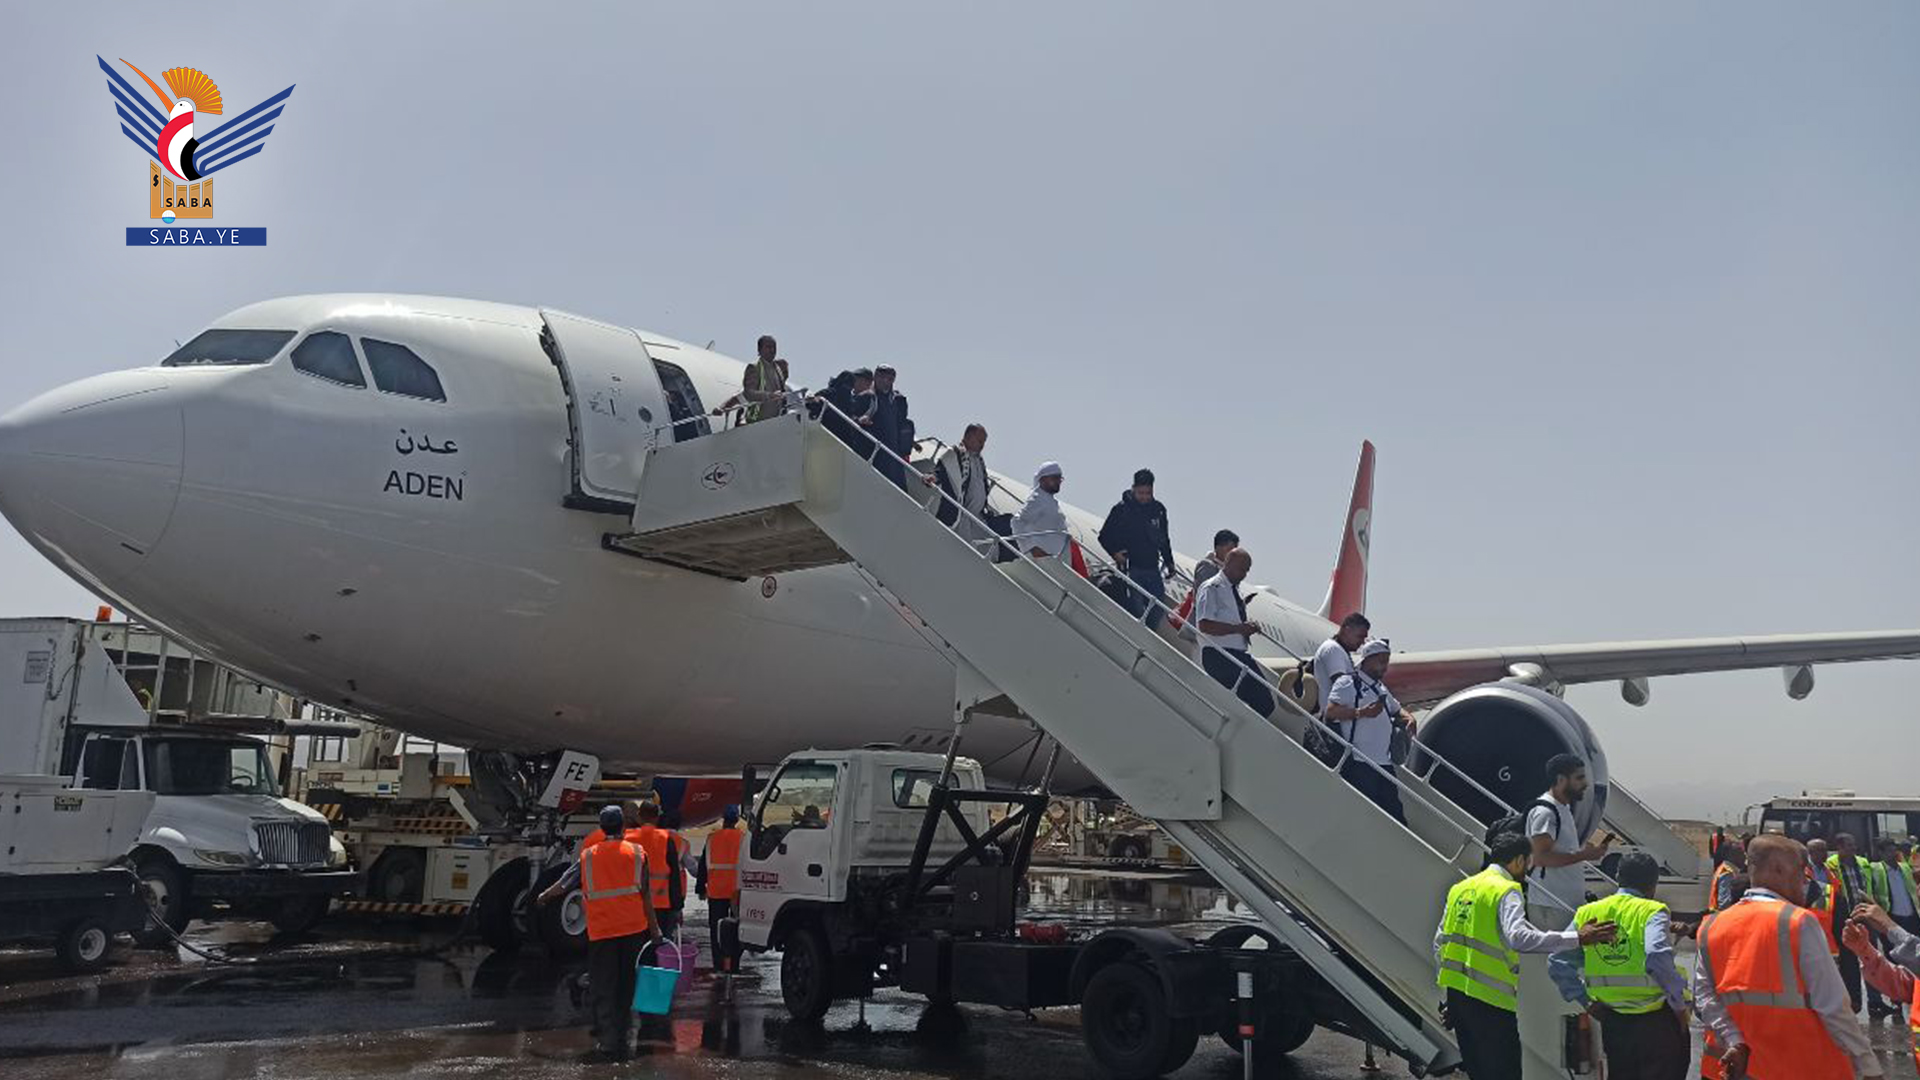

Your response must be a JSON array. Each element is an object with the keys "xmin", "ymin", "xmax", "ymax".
[{"xmin": 2, "ymin": 293, "xmax": 1917, "ymax": 819}]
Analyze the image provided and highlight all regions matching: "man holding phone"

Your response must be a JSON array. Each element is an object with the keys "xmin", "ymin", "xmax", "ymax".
[{"xmin": 1526, "ymin": 754, "xmax": 1614, "ymax": 928}]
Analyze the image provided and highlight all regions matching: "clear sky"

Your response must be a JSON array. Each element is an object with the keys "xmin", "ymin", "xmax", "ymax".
[{"xmin": 3, "ymin": 3, "xmax": 1915, "ymax": 820}]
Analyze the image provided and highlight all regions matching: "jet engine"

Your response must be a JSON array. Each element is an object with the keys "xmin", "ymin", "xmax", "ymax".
[{"xmin": 1412, "ymin": 682, "xmax": 1610, "ymax": 839}]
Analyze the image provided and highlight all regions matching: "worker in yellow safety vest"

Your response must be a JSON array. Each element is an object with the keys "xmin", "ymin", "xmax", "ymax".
[
  {"xmin": 1550, "ymin": 852, "xmax": 1690, "ymax": 1079},
  {"xmin": 550, "ymin": 805, "xmax": 659, "ymax": 1061},
  {"xmin": 698, "ymin": 804, "xmax": 746, "ymax": 970},
  {"xmin": 1435, "ymin": 830, "xmax": 1617, "ymax": 1080}
]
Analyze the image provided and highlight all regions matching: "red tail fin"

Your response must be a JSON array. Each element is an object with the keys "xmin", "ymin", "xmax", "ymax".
[{"xmin": 1318, "ymin": 441, "xmax": 1374, "ymax": 623}]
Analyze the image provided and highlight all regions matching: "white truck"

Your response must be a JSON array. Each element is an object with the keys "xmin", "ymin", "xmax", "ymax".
[
  {"xmin": 735, "ymin": 747, "xmax": 1335, "ymax": 1079},
  {"xmin": 0, "ymin": 618, "xmax": 358, "ymax": 940},
  {"xmin": 0, "ymin": 776, "xmax": 154, "ymax": 970}
]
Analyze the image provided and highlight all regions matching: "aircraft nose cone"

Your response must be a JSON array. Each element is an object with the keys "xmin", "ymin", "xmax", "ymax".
[{"xmin": 0, "ymin": 373, "xmax": 185, "ymax": 557}]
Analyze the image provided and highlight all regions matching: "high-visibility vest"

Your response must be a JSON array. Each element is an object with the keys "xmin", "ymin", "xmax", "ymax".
[
  {"xmin": 1825, "ymin": 853, "xmax": 1882, "ymax": 909},
  {"xmin": 1803, "ymin": 869, "xmax": 1839, "ymax": 958},
  {"xmin": 706, "ymin": 827, "xmax": 744, "ymax": 901},
  {"xmin": 579, "ymin": 840, "xmax": 650, "ymax": 941},
  {"xmin": 1908, "ymin": 992, "xmax": 1920, "ymax": 1076},
  {"xmin": 1708, "ymin": 863, "xmax": 1738, "ymax": 912},
  {"xmin": 744, "ymin": 360, "xmax": 784, "ymax": 422},
  {"xmin": 581, "ymin": 826, "xmax": 644, "ymax": 849},
  {"xmin": 634, "ymin": 826, "xmax": 681, "ymax": 910},
  {"xmin": 1574, "ymin": 892, "xmax": 1669, "ymax": 1014},
  {"xmin": 1435, "ymin": 866, "xmax": 1523, "ymax": 1012},
  {"xmin": 1696, "ymin": 898, "xmax": 1853, "ymax": 1080}
]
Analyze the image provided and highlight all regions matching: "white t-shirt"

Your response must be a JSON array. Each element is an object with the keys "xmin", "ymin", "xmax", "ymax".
[
  {"xmin": 1525, "ymin": 793, "xmax": 1584, "ymax": 912},
  {"xmin": 1312, "ymin": 638, "xmax": 1355, "ymax": 718},
  {"xmin": 1192, "ymin": 573, "xmax": 1250, "ymax": 652},
  {"xmin": 1325, "ymin": 671, "xmax": 1401, "ymax": 765}
]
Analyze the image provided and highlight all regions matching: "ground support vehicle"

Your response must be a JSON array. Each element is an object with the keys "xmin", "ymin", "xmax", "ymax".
[{"xmin": 0, "ymin": 775, "xmax": 155, "ymax": 970}]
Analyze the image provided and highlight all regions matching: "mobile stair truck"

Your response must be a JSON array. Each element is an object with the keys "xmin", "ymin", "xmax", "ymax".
[
  {"xmin": 0, "ymin": 618, "xmax": 360, "ymax": 941},
  {"xmin": 0, "ymin": 776, "xmax": 154, "ymax": 970},
  {"xmin": 596, "ymin": 392, "xmax": 1599, "ymax": 1078}
]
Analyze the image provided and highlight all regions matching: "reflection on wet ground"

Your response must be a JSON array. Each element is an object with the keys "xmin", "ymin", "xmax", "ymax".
[{"xmin": 2, "ymin": 871, "xmax": 1915, "ymax": 1080}]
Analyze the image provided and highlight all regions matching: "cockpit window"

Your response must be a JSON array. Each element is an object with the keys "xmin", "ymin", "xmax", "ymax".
[
  {"xmin": 161, "ymin": 329, "xmax": 296, "ymax": 367},
  {"xmin": 361, "ymin": 338, "xmax": 446, "ymax": 402},
  {"xmin": 290, "ymin": 331, "xmax": 367, "ymax": 388}
]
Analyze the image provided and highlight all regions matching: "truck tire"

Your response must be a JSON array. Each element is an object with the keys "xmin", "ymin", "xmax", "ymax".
[
  {"xmin": 57, "ymin": 917, "xmax": 113, "ymax": 972},
  {"xmin": 476, "ymin": 861, "xmax": 531, "ymax": 953},
  {"xmin": 1081, "ymin": 959, "xmax": 1195, "ymax": 1079},
  {"xmin": 1109, "ymin": 836, "xmax": 1150, "ymax": 862},
  {"xmin": 133, "ymin": 856, "xmax": 188, "ymax": 948},
  {"xmin": 269, "ymin": 894, "xmax": 330, "ymax": 934},
  {"xmin": 536, "ymin": 881, "xmax": 588, "ymax": 958},
  {"xmin": 780, "ymin": 924, "xmax": 835, "ymax": 1023},
  {"xmin": 369, "ymin": 849, "xmax": 428, "ymax": 903}
]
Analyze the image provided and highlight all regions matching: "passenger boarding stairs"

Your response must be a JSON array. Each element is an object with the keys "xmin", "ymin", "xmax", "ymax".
[{"xmin": 611, "ymin": 409, "xmax": 1572, "ymax": 1076}]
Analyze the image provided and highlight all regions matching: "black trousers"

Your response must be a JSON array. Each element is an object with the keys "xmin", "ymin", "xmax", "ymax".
[
  {"xmin": 1446, "ymin": 988, "xmax": 1520, "ymax": 1080},
  {"xmin": 1202, "ymin": 647, "xmax": 1275, "ymax": 717},
  {"xmin": 707, "ymin": 898, "xmax": 735, "ymax": 969},
  {"xmin": 1598, "ymin": 1006, "xmax": 1688, "ymax": 1080},
  {"xmin": 1837, "ymin": 941, "xmax": 1863, "ymax": 1012},
  {"xmin": 587, "ymin": 932, "xmax": 642, "ymax": 1053},
  {"xmin": 1339, "ymin": 758, "xmax": 1406, "ymax": 823}
]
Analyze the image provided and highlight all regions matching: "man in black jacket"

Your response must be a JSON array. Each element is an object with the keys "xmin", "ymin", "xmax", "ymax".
[
  {"xmin": 1098, "ymin": 468, "xmax": 1176, "ymax": 629},
  {"xmin": 855, "ymin": 365, "xmax": 913, "ymax": 490}
]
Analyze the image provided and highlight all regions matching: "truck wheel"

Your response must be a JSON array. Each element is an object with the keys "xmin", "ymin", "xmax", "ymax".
[
  {"xmin": 269, "ymin": 895, "xmax": 330, "ymax": 934},
  {"xmin": 1109, "ymin": 836, "xmax": 1150, "ymax": 862},
  {"xmin": 57, "ymin": 917, "xmax": 113, "ymax": 972},
  {"xmin": 536, "ymin": 881, "xmax": 588, "ymax": 958},
  {"xmin": 133, "ymin": 856, "xmax": 188, "ymax": 947},
  {"xmin": 369, "ymin": 849, "xmax": 428, "ymax": 903},
  {"xmin": 1082, "ymin": 960, "xmax": 1192, "ymax": 1079},
  {"xmin": 781, "ymin": 924, "xmax": 835, "ymax": 1023},
  {"xmin": 476, "ymin": 861, "xmax": 531, "ymax": 953}
]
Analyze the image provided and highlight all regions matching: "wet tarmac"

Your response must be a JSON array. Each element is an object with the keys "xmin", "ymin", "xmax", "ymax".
[{"xmin": 3, "ymin": 872, "xmax": 1916, "ymax": 1079}]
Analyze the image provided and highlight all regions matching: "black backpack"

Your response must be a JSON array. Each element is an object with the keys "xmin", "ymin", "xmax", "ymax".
[{"xmin": 1486, "ymin": 798, "xmax": 1561, "ymax": 849}]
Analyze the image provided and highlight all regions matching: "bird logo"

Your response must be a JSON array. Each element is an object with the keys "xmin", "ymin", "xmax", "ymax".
[{"xmin": 98, "ymin": 56, "xmax": 295, "ymax": 221}]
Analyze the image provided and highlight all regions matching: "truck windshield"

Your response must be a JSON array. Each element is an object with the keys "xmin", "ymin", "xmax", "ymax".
[{"xmin": 143, "ymin": 738, "xmax": 278, "ymax": 796}]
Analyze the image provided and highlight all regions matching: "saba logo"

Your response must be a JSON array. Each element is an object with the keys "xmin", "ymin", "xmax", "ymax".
[{"xmin": 98, "ymin": 56, "xmax": 295, "ymax": 246}]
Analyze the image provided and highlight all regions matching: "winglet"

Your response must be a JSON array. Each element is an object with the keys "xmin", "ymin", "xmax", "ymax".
[{"xmin": 1317, "ymin": 440, "xmax": 1374, "ymax": 622}]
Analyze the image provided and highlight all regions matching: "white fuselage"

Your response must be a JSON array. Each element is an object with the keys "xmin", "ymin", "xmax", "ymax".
[{"xmin": 0, "ymin": 295, "xmax": 1335, "ymax": 782}]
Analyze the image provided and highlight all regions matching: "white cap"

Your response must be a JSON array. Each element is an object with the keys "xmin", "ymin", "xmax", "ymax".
[
  {"xmin": 1035, "ymin": 461, "xmax": 1063, "ymax": 480},
  {"xmin": 1357, "ymin": 639, "xmax": 1392, "ymax": 661}
]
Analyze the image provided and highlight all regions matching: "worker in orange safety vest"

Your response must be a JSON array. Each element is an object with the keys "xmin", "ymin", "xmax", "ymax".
[
  {"xmin": 631, "ymin": 801, "xmax": 686, "ymax": 936},
  {"xmin": 698, "ymin": 804, "xmax": 746, "ymax": 970},
  {"xmin": 1694, "ymin": 834, "xmax": 1880, "ymax": 1080},
  {"xmin": 543, "ymin": 804, "xmax": 659, "ymax": 1062}
]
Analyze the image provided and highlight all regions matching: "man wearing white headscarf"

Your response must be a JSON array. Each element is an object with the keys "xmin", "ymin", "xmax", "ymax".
[{"xmin": 1012, "ymin": 462, "xmax": 1069, "ymax": 558}]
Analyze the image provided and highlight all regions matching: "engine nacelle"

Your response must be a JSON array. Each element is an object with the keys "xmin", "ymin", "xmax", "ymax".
[{"xmin": 1413, "ymin": 682, "xmax": 1610, "ymax": 839}]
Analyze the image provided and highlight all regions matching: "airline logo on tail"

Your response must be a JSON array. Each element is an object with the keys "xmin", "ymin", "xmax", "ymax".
[{"xmin": 1318, "ymin": 441, "xmax": 1375, "ymax": 623}]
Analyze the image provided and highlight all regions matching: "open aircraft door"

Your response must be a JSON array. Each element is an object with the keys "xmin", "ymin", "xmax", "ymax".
[{"xmin": 540, "ymin": 308, "xmax": 673, "ymax": 511}]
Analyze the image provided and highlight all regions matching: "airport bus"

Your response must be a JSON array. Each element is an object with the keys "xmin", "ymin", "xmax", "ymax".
[{"xmin": 1750, "ymin": 794, "xmax": 1920, "ymax": 851}]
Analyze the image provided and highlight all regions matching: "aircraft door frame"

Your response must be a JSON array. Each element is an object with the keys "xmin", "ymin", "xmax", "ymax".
[{"xmin": 539, "ymin": 308, "xmax": 674, "ymax": 510}]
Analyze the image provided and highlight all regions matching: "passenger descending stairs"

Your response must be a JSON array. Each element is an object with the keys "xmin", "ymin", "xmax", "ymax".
[{"xmin": 610, "ymin": 412, "xmax": 1568, "ymax": 1076}]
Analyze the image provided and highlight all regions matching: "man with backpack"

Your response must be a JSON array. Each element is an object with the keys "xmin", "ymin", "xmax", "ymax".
[
  {"xmin": 1322, "ymin": 639, "xmax": 1417, "ymax": 823},
  {"xmin": 1526, "ymin": 754, "xmax": 1613, "ymax": 927}
]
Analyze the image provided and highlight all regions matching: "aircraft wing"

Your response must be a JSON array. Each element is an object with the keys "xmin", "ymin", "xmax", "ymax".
[{"xmin": 1355, "ymin": 630, "xmax": 1920, "ymax": 708}]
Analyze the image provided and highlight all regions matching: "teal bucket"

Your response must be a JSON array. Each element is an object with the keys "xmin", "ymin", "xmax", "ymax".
[{"xmin": 632, "ymin": 940, "xmax": 683, "ymax": 1016}]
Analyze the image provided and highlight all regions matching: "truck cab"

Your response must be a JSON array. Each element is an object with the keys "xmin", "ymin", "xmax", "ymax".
[
  {"xmin": 70, "ymin": 726, "xmax": 354, "ymax": 937},
  {"xmin": 737, "ymin": 747, "xmax": 989, "ymax": 953}
]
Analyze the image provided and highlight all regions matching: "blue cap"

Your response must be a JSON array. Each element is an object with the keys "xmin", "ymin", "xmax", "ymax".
[
  {"xmin": 599, "ymin": 805, "xmax": 625, "ymax": 834},
  {"xmin": 723, "ymin": 804, "xmax": 741, "ymax": 823}
]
